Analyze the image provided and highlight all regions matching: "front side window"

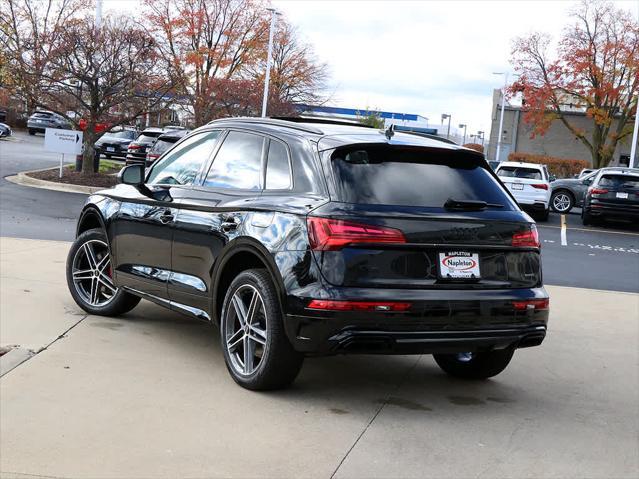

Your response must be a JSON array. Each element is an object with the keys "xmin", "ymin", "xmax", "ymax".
[
  {"xmin": 147, "ymin": 131, "xmax": 221, "ymax": 186},
  {"xmin": 265, "ymin": 140, "xmax": 291, "ymax": 189},
  {"xmin": 203, "ymin": 131, "xmax": 264, "ymax": 190}
]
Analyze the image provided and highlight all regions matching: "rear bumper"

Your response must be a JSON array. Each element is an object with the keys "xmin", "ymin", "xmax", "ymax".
[
  {"xmin": 285, "ymin": 287, "xmax": 549, "ymax": 355},
  {"xmin": 586, "ymin": 203, "xmax": 639, "ymax": 219}
]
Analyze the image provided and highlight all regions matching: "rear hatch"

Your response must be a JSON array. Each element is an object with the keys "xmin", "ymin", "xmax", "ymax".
[
  {"xmin": 590, "ymin": 172, "xmax": 639, "ymax": 211},
  {"xmin": 495, "ymin": 165, "xmax": 548, "ymax": 202},
  {"xmin": 309, "ymin": 144, "xmax": 541, "ymax": 290}
]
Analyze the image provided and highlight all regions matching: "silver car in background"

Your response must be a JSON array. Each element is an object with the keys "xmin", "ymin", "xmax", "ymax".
[{"xmin": 550, "ymin": 170, "xmax": 598, "ymax": 213}]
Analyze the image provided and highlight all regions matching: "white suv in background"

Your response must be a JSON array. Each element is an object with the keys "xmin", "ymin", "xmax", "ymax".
[{"xmin": 495, "ymin": 161, "xmax": 551, "ymax": 221}]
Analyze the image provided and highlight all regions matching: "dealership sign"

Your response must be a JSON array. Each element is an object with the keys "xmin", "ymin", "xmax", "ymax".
[{"xmin": 44, "ymin": 128, "xmax": 83, "ymax": 155}]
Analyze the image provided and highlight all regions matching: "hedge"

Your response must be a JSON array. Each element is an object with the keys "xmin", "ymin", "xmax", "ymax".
[
  {"xmin": 507, "ymin": 152, "xmax": 589, "ymax": 178},
  {"xmin": 462, "ymin": 143, "xmax": 484, "ymax": 153}
]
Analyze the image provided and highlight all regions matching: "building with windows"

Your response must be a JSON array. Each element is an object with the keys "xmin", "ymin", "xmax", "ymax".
[{"xmin": 487, "ymin": 89, "xmax": 635, "ymax": 167}]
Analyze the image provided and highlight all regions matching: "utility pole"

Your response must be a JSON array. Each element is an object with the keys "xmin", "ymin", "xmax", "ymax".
[
  {"xmin": 630, "ymin": 1, "xmax": 639, "ymax": 168},
  {"xmin": 478, "ymin": 131, "xmax": 485, "ymax": 146},
  {"xmin": 459, "ymin": 124, "xmax": 467, "ymax": 144},
  {"xmin": 493, "ymin": 72, "xmax": 508, "ymax": 162},
  {"xmin": 95, "ymin": 0, "xmax": 103, "ymax": 27},
  {"xmin": 261, "ymin": 8, "xmax": 278, "ymax": 118}
]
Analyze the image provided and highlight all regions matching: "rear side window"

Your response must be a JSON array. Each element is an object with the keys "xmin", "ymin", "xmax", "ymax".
[
  {"xmin": 204, "ymin": 131, "xmax": 264, "ymax": 190},
  {"xmin": 497, "ymin": 166, "xmax": 542, "ymax": 180},
  {"xmin": 330, "ymin": 146, "xmax": 515, "ymax": 209},
  {"xmin": 150, "ymin": 139, "xmax": 174, "ymax": 155},
  {"xmin": 265, "ymin": 140, "xmax": 291, "ymax": 189},
  {"xmin": 598, "ymin": 174, "xmax": 639, "ymax": 189}
]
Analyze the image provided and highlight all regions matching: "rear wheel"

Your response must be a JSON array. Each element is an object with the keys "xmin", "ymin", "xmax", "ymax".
[
  {"xmin": 551, "ymin": 190, "xmax": 574, "ymax": 213},
  {"xmin": 66, "ymin": 228, "xmax": 140, "ymax": 316},
  {"xmin": 220, "ymin": 269, "xmax": 303, "ymax": 390},
  {"xmin": 582, "ymin": 209, "xmax": 598, "ymax": 226},
  {"xmin": 536, "ymin": 208, "xmax": 549, "ymax": 222},
  {"xmin": 433, "ymin": 348, "xmax": 515, "ymax": 380},
  {"xmin": 28, "ymin": 129, "xmax": 35, "ymax": 135}
]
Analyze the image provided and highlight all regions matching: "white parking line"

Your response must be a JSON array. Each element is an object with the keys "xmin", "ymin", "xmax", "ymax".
[{"xmin": 560, "ymin": 214, "xmax": 567, "ymax": 246}]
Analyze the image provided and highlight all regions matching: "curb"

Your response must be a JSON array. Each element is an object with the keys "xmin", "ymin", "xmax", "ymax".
[{"xmin": 4, "ymin": 167, "xmax": 105, "ymax": 195}]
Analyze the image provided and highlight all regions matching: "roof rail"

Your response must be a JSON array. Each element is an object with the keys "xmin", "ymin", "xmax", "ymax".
[
  {"xmin": 207, "ymin": 117, "xmax": 324, "ymax": 135},
  {"xmin": 272, "ymin": 116, "xmax": 374, "ymax": 129}
]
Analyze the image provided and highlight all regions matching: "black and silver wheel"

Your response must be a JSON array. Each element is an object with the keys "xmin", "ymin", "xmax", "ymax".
[
  {"xmin": 66, "ymin": 228, "xmax": 140, "ymax": 316},
  {"xmin": 433, "ymin": 348, "xmax": 515, "ymax": 380},
  {"xmin": 220, "ymin": 269, "xmax": 303, "ymax": 390},
  {"xmin": 551, "ymin": 190, "xmax": 574, "ymax": 213}
]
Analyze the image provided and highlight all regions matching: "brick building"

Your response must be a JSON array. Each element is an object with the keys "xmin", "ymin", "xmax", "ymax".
[{"xmin": 487, "ymin": 89, "xmax": 636, "ymax": 167}]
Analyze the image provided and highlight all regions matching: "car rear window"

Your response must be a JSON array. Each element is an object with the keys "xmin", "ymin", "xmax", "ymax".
[
  {"xmin": 598, "ymin": 174, "xmax": 639, "ymax": 189},
  {"xmin": 497, "ymin": 166, "xmax": 543, "ymax": 180},
  {"xmin": 330, "ymin": 146, "xmax": 516, "ymax": 209},
  {"xmin": 137, "ymin": 132, "xmax": 163, "ymax": 142},
  {"xmin": 150, "ymin": 139, "xmax": 176, "ymax": 155}
]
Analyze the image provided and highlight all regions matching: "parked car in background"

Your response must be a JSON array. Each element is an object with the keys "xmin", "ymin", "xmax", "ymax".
[
  {"xmin": 0, "ymin": 123, "xmax": 12, "ymax": 138},
  {"xmin": 145, "ymin": 129, "xmax": 190, "ymax": 166},
  {"xmin": 95, "ymin": 128, "xmax": 138, "ymax": 159},
  {"xmin": 488, "ymin": 160, "xmax": 500, "ymax": 170},
  {"xmin": 27, "ymin": 111, "xmax": 72, "ymax": 135},
  {"xmin": 550, "ymin": 170, "xmax": 597, "ymax": 213},
  {"xmin": 582, "ymin": 168, "xmax": 639, "ymax": 225},
  {"xmin": 125, "ymin": 127, "xmax": 165, "ymax": 165},
  {"xmin": 66, "ymin": 117, "xmax": 548, "ymax": 391},
  {"xmin": 577, "ymin": 168, "xmax": 597, "ymax": 178},
  {"xmin": 495, "ymin": 161, "xmax": 551, "ymax": 220}
]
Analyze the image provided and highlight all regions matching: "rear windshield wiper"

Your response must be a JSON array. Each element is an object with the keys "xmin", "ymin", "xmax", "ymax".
[{"xmin": 444, "ymin": 198, "xmax": 504, "ymax": 211}]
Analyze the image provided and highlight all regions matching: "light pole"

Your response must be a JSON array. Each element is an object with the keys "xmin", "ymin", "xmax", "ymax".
[
  {"xmin": 441, "ymin": 114, "xmax": 451, "ymax": 139},
  {"xmin": 261, "ymin": 8, "xmax": 279, "ymax": 118},
  {"xmin": 477, "ymin": 131, "xmax": 485, "ymax": 146},
  {"xmin": 631, "ymin": 95, "xmax": 639, "ymax": 168},
  {"xmin": 459, "ymin": 124, "xmax": 467, "ymax": 144},
  {"xmin": 493, "ymin": 71, "xmax": 508, "ymax": 162},
  {"xmin": 95, "ymin": 0, "xmax": 103, "ymax": 27}
]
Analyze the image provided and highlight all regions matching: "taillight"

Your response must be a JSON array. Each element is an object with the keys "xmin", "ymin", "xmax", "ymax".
[
  {"xmin": 531, "ymin": 183, "xmax": 548, "ymax": 190},
  {"xmin": 147, "ymin": 154, "xmax": 159, "ymax": 161},
  {"xmin": 512, "ymin": 225, "xmax": 540, "ymax": 248},
  {"xmin": 589, "ymin": 188, "xmax": 608, "ymax": 195},
  {"xmin": 307, "ymin": 217, "xmax": 405, "ymax": 251},
  {"xmin": 307, "ymin": 300, "xmax": 411, "ymax": 312},
  {"xmin": 128, "ymin": 144, "xmax": 141, "ymax": 150},
  {"xmin": 512, "ymin": 298, "xmax": 549, "ymax": 311}
]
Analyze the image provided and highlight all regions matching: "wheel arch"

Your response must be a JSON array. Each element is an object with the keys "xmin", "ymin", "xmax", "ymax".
[
  {"xmin": 76, "ymin": 205, "xmax": 107, "ymax": 237},
  {"xmin": 211, "ymin": 238, "xmax": 287, "ymax": 325}
]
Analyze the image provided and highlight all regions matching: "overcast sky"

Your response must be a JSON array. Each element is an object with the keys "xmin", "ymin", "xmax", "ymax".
[{"xmin": 105, "ymin": 0, "xmax": 637, "ymax": 136}]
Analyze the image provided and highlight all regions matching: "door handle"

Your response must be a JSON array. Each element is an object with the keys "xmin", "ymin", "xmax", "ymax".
[{"xmin": 159, "ymin": 210, "xmax": 174, "ymax": 224}]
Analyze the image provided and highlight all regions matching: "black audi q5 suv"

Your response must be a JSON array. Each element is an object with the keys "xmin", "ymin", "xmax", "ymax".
[{"xmin": 66, "ymin": 117, "xmax": 549, "ymax": 390}]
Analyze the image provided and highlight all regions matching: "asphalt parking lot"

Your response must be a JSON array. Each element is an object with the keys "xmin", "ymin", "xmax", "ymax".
[{"xmin": 1, "ymin": 130, "xmax": 638, "ymax": 478}]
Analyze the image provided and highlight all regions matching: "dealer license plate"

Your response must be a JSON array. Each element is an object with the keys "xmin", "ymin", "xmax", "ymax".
[
  {"xmin": 616, "ymin": 192, "xmax": 628, "ymax": 199},
  {"xmin": 106, "ymin": 147, "xmax": 115, "ymax": 152},
  {"xmin": 512, "ymin": 183, "xmax": 524, "ymax": 190},
  {"xmin": 438, "ymin": 251, "xmax": 481, "ymax": 279}
]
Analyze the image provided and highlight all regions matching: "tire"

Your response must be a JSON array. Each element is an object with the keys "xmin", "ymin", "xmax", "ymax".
[
  {"xmin": 582, "ymin": 210, "xmax": 597, "ymax": 226},
  {"xmin": 433, "ymin": 348, "xmax": 515, "ymax": 380},
  {"xmin": 66, "ymin": 228, "xmax": 140, "ymax": 316},
  {"xmin": 28, "ymin": 129, "xmax": 35, "ymax": 135},
  {"xmin": 551, "ymin": 190, "xmax": 574, "ymax": 213},
  {"xmin": 220, "ymin": 268, "xmax": 303, "ymax": 390},
  {"xmin": 536, "ymin": 208, "xmax": 549, "ymax": 222}
]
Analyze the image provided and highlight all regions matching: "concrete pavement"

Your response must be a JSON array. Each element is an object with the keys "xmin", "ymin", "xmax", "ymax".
[{"xmin": 1, "ymin": 237, "xmax": 638, "ymax": 478}]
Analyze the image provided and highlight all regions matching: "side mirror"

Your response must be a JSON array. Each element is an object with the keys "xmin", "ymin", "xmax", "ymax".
[
  {"xmin": 549, "ymin": 174, "xmax": 556, "ymax": 182},
  {"xmin": 118, "ymin": 164, "xmax": 145, "ymax": 185},
  {"xmin": 582, "ymin": 178, "xmax": 593, "ymax": 186}
]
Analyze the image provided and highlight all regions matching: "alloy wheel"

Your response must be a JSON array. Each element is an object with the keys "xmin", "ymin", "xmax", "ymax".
[
  {"xmin": 224, "ymin": 284, "xmax": 268, "ymax": 376},
  {"xmin": 552, "ymin": 193, "xmax": 572, "ymax": 212},
  {"xmin": 71, "ymin": 239, "xmax": 117, "ymax": 307}
]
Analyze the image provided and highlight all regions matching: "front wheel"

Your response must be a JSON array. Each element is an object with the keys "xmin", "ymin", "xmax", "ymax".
[
  {"xmin": 220, "ymin": 269, "xmax": 303, "ymax": 390},
  {"xmin": 66, "ymin": 228, "xmax": 140, "ymax": 316},
  {"xmin": 433, "ymin": 348, "xmax": 515, "ymax": 380}
]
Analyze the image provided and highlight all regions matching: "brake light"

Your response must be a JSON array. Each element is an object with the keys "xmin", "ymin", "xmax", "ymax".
[
  {"xmin": 307, "ymin": 300, "xmax": 411, "ymax": 312},
  {"xmin": 147, "ymin": 154, "xmax": 159, "ymax": 161},
  {"xmin": 589, "ymin": 188, "xmax": 608, "ymax": 195},
  {"xmin": 128, "ymin": 144, "xmax": 141, "ymax": 150},
  {"xmin": 512, "ymin": 225, "xmax": 540, "ymax": 248},
  {"xmin": 512, "ymin": 298, "xmax": 549, "ymax": 311},
  {"xmin": 307, "ymin": 217, "xmax": 405, "ymax": 251},
  {"xmin": 531, "ymin": 183, "xmax": 548, "ymax": 190}
]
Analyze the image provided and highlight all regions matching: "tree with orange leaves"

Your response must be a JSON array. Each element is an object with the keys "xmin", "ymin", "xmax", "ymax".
[{"xmin": 510, "ymin": 0, "xmax": 639, "ymax": 168}]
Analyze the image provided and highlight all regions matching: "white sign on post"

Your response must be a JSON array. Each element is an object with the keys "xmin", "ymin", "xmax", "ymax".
[{"xmin": 44, "ymin": 128, "xmax": 83, "ymax": 178}]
